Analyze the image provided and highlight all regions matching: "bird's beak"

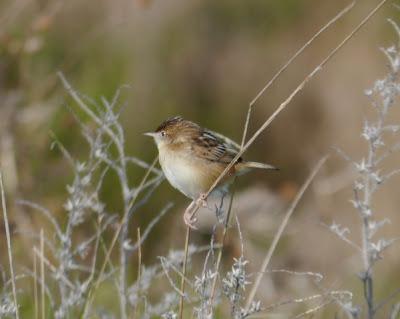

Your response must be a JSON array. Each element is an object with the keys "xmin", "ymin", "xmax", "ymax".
[{"xmin": 143, "ymin": 132, "xmax": 157, "ymax": 138}]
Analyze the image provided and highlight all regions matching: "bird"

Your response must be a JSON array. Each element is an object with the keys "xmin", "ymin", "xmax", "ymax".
[{"xmin": 145, "ymin": 116, "xmax": 277, "ymax": 229}]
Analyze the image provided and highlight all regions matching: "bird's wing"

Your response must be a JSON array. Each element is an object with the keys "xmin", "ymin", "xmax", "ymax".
[{"xmin": 191, "ymin": 129, "xmax": 242, "ymax": 164}]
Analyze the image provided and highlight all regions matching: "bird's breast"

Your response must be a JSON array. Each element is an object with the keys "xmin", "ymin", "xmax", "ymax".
[{"xmin": 158, "ymin": 148, "xmax": 215, "ymax": 199}]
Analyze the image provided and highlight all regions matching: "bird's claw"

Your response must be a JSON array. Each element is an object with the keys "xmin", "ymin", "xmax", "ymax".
[
  {"xmin": 196, "ymin": 193, "xmax": 208, "ymax": 209},
  {"xmin": 183, "ymin": 209, "xmax": 198, "ymax": 230},
  {"xmin": 182, "ymin": 194, "xmax": 208, "ymax": 230}
]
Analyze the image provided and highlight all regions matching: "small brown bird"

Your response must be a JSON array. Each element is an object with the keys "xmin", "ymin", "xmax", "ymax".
[{"xmin": 145, "ymin": 116, "xmax": 277, "ymax": 228}]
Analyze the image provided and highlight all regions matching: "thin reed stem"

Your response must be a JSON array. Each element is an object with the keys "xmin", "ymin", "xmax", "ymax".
[
  {"xmin": 40, "ymin": 229, "xmax": 45, "ymax": 319},
  {"xmin": 245, "ymin": 155, "xmax": 328, "ymax": 310},
  {"xmin": 188, "ymin": 0, "xmax": 389, "ymax": 221},
  {"xmin": 240, "ymin": 1, "xmax": 356, "ymax": 148},
  {"xmin": 133, "ymin": 227, "xmax": 142, "ymax": 319},
  {"xmin": 33, "ymin": 247, "xmax": 75, "ymax": 289},
  {"xmin": 209, "ymin": 184, "xmax": 236, "ymax": 305},
  {"xmin": 178, "ymin": 226, "xmax": 191, "ymax": 319},
  {"xmin": 0, "ymin": 172, "xmax": 20, "ymax": 319},
  {"xmin": 34, "ymin": 251, "xmax": 39, "ymax": 319}
]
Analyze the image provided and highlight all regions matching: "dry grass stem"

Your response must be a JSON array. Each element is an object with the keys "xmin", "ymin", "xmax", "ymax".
[
  {"xmin": 0, "ymin": 171, "xmax": 20, "ymax": 319},
  {"xmin": 245, "ymin": 155, "xmax": 328, "ymax": 310},
  {"xmin": 176, "ymin": 1, "xmax": 388, "ymax": 317},
  {"xmin": 191, "ymin": 0, "xmax": 389, "ymax": 218},
  {"xmin": 292, "ymin": 300, "xmax": 332, "ymax": 319},
  {"xmin": 240, "ymin": 0, "xmax": 356, "ymax": 147},
  {"xmin": 209, "ymin": 184, "xmax": 236, "ymax": 304},
  {"xmin": 134, "ymin": 227, "xmax": 142, "ymax": 319},
  {"xmin": 40, "ymin": 230, "xmax": 45, "ymax": 319},
  {"xmin": 178, "ymin": 226, "xmax": 191, "ymax": 319},
  {"xmin": 34, "ymin": 251, "xmax": 39, "ymax": 319},
  {"xmin": 137, "ymin": 228, "xmax": 142, "ymax": 285},
  {"xmin": 33, "ymin": 247, "xmax": 75, "ymax": 289}
]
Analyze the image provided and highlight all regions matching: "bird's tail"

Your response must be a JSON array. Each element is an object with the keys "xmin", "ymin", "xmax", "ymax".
[
  {"xmin": 236, "ymin": 161, "xmax": 279, "ymax": 175},
  {"xmin": 244, "ymin": 161, "xmax": 278, "ymax": 170}
]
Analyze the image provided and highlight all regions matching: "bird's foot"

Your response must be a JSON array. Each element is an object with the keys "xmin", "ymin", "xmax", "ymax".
[
  {"xmin": 183, "ymin": 201, "xmax": 198, "ymax": 230},
  {"xmin": 183, "ymin": 194, "xmax": 208, "ymax": 229},
  {"xmin": 196, "ymin": 193, "xmax": 208, "ymax": 209}
]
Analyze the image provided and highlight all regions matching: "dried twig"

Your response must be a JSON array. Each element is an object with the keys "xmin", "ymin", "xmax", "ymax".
[
  {"xmin": 191, "ymin": 0, "xmax": 389, "ymax": 222},
  {"xmin": 33, "ymin": 247, "xmax": 75, "ymax": 290},
  {"xmin": 240, "ymin": 1, "xmax": 356, "ymax": 147},
  {"xmin": 209, "ymin": 183, "xmax": 236, "ymax": 305},
  {"xmin": 0, "ymin": 171, "xmax": 20, "ymax": 319},
  {"xmin": 178, "ymin": 227, "xmax": 191, "ymax": 319},
  {"xmin": 292, "ymin": 300, "xmax": 332, "ymax": 319},
  {"xmin": 178, "ymin": 1, "xmax": 387, "ymax": 316},
  {"xmin": 134, "ymin": 227, "xmax": 142, "ymax": 319},
  {"xmin": 34, "ymin": 252, "xmax": 38, "ymax": 319},
  {"xmin": 245, "ymin": 156, "xmax": 328, "ymax": 310},
  {"xmin": 40, "ymin": 230, "xmax": 45, "ymax": 319}
]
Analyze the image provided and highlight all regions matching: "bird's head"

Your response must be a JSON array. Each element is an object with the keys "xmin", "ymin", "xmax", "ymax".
[{"xmin": 144, "ymin": 116, "xmax": 195, "ymax": 149}]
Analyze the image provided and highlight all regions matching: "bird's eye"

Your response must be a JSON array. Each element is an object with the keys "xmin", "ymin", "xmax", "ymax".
[{"xmin": 161, "ymin": 131, "xmax": 166, "ymax": 137}]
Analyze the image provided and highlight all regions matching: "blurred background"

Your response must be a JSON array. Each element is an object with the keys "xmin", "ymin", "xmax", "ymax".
[{"xmin": 1, "ymin": 0, "xmax": 400, "ymax": 317}]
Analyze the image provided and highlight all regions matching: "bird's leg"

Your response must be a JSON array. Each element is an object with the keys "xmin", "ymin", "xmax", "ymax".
[{"xmin": 183, "ymin": 194, "xmax": 208, "ymax": 230}]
